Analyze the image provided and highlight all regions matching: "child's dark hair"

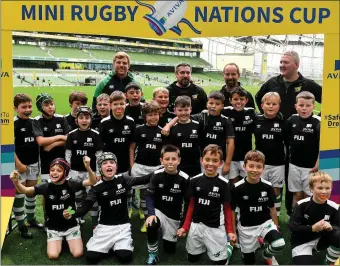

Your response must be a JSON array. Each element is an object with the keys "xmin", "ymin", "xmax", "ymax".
[
  {"xmin": 202, "ymin": 144, "xmax": 223, "ymax": 161},
  {"xmin": 208, "ymin": 91, "xmax": 225, "ymax": 103},
  {"xmin": 110, "ymin": 91, "xmax": 126, "ymax": 103},
  {"xmin": 244, "ymin": 150, "xmax": 265, "ymax": 165},
  {"xmin": 174, "ymin": 95, "xmax": 191, "ymax": 108},
  {"xmin": 69, "ymin": 91, "xmax": 88, "ymax": 105},
  {"xmin": 14, "ymin": 93, "xmax": 32, "ymax": 108},
  {"xmin": 142, "ymin": 101, "xmax": 161, "ymax": 118},
  {"xmin": 230, "ymin": 87, "xmax": 248, "ymax": 99},
  {"xmin": 161, "ymin": 144, "xmax": 181, "ymax": 158}
]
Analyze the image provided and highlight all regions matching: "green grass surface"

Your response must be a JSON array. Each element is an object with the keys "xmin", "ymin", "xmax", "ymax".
[{"xmin": 2, "ymin": 85, "xmax": 323, "ymax": 265}]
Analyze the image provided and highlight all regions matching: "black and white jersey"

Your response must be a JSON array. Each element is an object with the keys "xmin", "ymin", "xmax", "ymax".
[
  {"xmin": 65, "ymin": 113, "xmax": 77, "ymax": 131},
  {"xmin": 125, "ymin": 103, "xmax": 144, "ymax": 127},
  {"xmin": 32, "ymin": 114, "xmax": 71, "ymax": 174},
  {"xmin": 188, "ymin": 173, "xmax": 230, "ymax": 228},
  {"xmin": 14, "ymin": 116, "xmax": 39, "ymax": 165},
  {"xmin": 133, "ymin": 124, "xmax": 166, "ymax": 167},
  {"xmin": 99, "ymin": 114, "xmax": 135, "ymax": 173},
  {"xmin": 230, "ymin": 178, "xmax": 275, "ymax": 227},
  {"xmin": 192, "ymin": 111, "xmax": 235, "ymax": 160},
  {"xmin": 78, "ymin": 174, "xmax": 151, "ymax": 225},
  {"xmin": 253, "ymin": 115, "xmax": 288, "ymax": 166},
  {"xmin": 287, "ymin": 114, "xmax": 321, "ymax": 168},
  {"xmin": 289, "ymin": 197, "xmax": 340, "ymax": 247},
  {"xmin": 147, "ymin": 168, "xmax": 189, "ymax": 220},
  {"xmin": 91, "ymin": 114, "xmax": 107, "ymax": 132},
  {"xmin": 159, "ymin": 109, "xmax": 176, "ymax": 128},
  {"xmin": 34, "ymin": 179, "xmax": 82, "ymax": 231},
  {"xmin": 65, "ymin": 128, "xmax": 103, "ymax": 171},
  {"xmin": 222, "ymin": 107, "xmax": 256, "ymax": 161},
  {"xmin": 169, "ymin": 120, "xmax": 201, "ymax": 175}
]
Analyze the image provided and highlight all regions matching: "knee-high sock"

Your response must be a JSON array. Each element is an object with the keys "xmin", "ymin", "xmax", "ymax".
[
  {"xmin": 25, "ymin": 195, "xmax": 36, "ymax": 221},
  {"xmin": 274, "ymin": 193, "xmax": 282, "ymax": 217},
  {"xmin": 326, "ymin": 246, "xmax": 340, "ymax": 264},
  {"xmin": 13, "ymin": 193, "xmax": 25, "ymax": 227}
]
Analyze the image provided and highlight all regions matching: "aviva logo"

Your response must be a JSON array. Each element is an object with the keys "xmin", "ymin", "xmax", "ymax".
[
  {"xmin": 136, "ymin": 0, "xmax": 201, "ymax": 36},
  {"xmin": 327, "ymin": 60, "xmax": 340, "ymax": 79}
]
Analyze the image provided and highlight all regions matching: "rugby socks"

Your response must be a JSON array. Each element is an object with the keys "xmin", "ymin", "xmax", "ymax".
[
  {"xmin": 147, "ymin": 241, "xmax": 159, "ymax": 256},
  {"xmin": 263, "ymin": 240, "xmax": 283, "ymax": 258},
  {"xmin": 274, "ymin": 193, "xmax": 282, "ymax": 217},
  {"xmin": 326, "ymin": 245, "xmax": 340, "ymax": 264},
  {"xmin": 91, "ymin": 202, "xmax": 99, "ymax": 226},
  {"xmin": 25, "ymin": 195, "xmax": 36, "ymax": 221},
  {"xmin": 227, "ymin": 244, "xmax": 233, "ymax": 262},
  {"xmin": 13, "ymin": 193, "xmax": 26, "ymax": 227}
]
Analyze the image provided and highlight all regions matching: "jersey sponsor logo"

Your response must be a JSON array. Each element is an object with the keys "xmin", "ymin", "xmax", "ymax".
[
  {"xmin": 192, "ymin": 94, "xmax": 198, "ymax": 99},
  {"xmin": 302, "ymin": 126, "xmax": 314, "ymax": 133},
  {"xmin": 243, "ymin": 119, "xmax": 253, "ymax": 125},
  {"xmin": 177, "ymin": 133, "xmax": 182, "ymax": 137},
  {"xmin": 55, "ymin": 124, "xmax": 64, "ymax": 133},
  {"xmin": 102, "ymin": 191, "xmax": 108, "ymax": 196},
  {"xmin": 182, "ymin": 143, "xmax": 192, "ymax": 148},
  {"xmin": 304, "ymin": 214, "xmax": 309, "ymax": 219},
  {"xmin": 198, "ymin": 198, "xmax": 210, "ymax": 205},
  {"xmin": 162, "ymin": 195, "xmax": 173, "ymax": 202},
  {"xmin": 117, "ymin": 184, "xmax": 122, "ymax": 189},
  {"xmin": 216, "ymin": 122, "xmax": 221, "ymax": 126},
  {"xmin": 170, "ymin": 183, "xmax": 181, "ymax": 193},
  {"xmin": 73, "ymin": 140, "xmax": 77, "ymax": 144},
  {"xmin": 245, "ymin": 116, "xmax": 250, "ymax": 120},
  {"xmin": 294, "ymin": 135, "xmax": 304, "ymax": 141},
  {"xmin": 76, "ymin": 150, "xmax": 87, "ymax": 155},
  {"xmin": 87, "ymin": 138, "xmax": 92, "ymax": 142},
  {"xmin": 243, "ymin": 195, "xmax": 249, "ymax": 200},
  {"xmin": 49, "ymin": 195, "xmax": 55, "ymax": 200},
  {"xmin": 271, "ymin": 125, "xmax": 282, "ymax": 132},
  {"xmin": 213, "ymin": 186, "xmax": 219, "ymax": 192},
  {"xmin": 174, "ymin": 183, "xmax": 179, "ymax": 188},
  {"xmin": 56, "ymin": 124, "xmax": 61, "ymax": 128},
  {"xmin": 261, "ymin": 191, "xmax": 267, "ymax": 197},
  {"xmin": 262, "ymin": 134, "xmax": 274, "ymax": 139},
  {"xmin": 114, "ymin": 138, "xmax": 126, "ymax": 143},
  {"xmin": 52, "ymin": 204, "xmax": 64, "ymax": 210},
  {"xmin": 159, "ymin": 183, "xmax": 164, "ymax": 188},
  {"xmin": 146, "ymin": 144, "xmax": 156, "ymax": 149},
  {"xmin": 124, "ymin": 125, "xmax": 129, "ymax": 130},
  {"xmin": 109, "ymin": 129, "xmax": 114, "ymax": 133},
  {"xmin": 274, "ymin": 123, "xmax": 279, "ymax": 127},
  {"xmin": 110, "ymin": 199, "xmax": 122, "ymax": 206},
  {"xmin": 206, "ymin": 133, "xmax": 217, "ymax": 139},
  {"xmin": 294, "ymin": 86, "xmax": 302, "ymax": 92},
  {"xmin": 60, "ymin": 190, "xmax": 70, "ymax": 200},
  {"xmin": 141, "ymin": 134, "xmax": 146, "ymax": 138},
  {"xmin": 20, "ymin": 128, "xmax": 26, "ymax": 131},
  {"xmin": 250, "ymin": 206, "xmax": 262, "ymax": 212},
  {"xmin": 153, "ymin": 136, "xmax": 162, "ymax": 142},
  {"xmin": 213, "ymin": 251, "xmax": 221, "ymax": 258},
  {"xmin": 256, "ymin": 124, "xmax": 261, "ymax": 128},
  {"xmin": 24, "ymin": 137, "xmax": 35, "ymax": 143},
  {"xmin": 196, "ymin": 186, "xmax": 201, "ymax": 191},
  {"xmin": 156, "ymin": 133, "xmax": 161, "ymax": 138},
  {"xmin": 324, "ymin": 215, "xmax": 330, "ymax": 221},
  {"xmin": 235, "ymin": 126, "xmax": 246, "ymax": 131},
  {"xmin": 258, "ymin": 197, "xmax": 268, "ymax": 203},
  {"xmin": 43, "ymin": 127, "xmax": 48, "ymax": 131}
]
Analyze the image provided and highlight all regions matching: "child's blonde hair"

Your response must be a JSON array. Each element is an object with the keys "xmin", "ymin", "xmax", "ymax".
[
  {"xmin": 309, "ymin": 171, "xmax": 333, "ymax": 189},
  {"xmin": 261, "ymin": 92, "xmax": 281, "ymax": 104},
  {"xmin": 296, "ymin": 91, "xmax": 315, "ymax": 104},
  {"xmin": 152, "ymin": 87, "xmax": 169, "ymax": 98},
  {"xmin": 97, "ymin": 93, "xmax": 110, "ymax": 103}
]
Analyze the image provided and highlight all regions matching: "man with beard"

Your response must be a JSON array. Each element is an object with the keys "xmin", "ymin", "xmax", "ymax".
[
  {"xmin": 254, "ymin": 51, "xmax": 322, "ymax": 216},
  {"xmin": 91, "ymin": 52, "xmax": 138, "ymax": 112},
  {"xmin": 219, "ymin": 63, "xmax": 255, "ymax": 108},
  {"xmin": 167, "ymin": 63, "xmax": 207, "ymax": 115}
]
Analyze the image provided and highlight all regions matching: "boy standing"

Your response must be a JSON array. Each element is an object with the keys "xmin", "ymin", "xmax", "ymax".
[
  {"xmin": 65, "ymin": 92, "xmax": 88, "ymax": 130},
  {"xmin": 129, "ymin": 101, "xmax": 166, "ymax": 232},
  {"xmin": 222, "ymin": 87, "xmax": 256, "ymax": 183},
  {"xmin": 91, "ymin": 93, "xmax": 111, "ymax": 132},
  {"xmin": 253, "ymin": 92, "xmax": 288, "ymax": 217},
  {"xmin": 65, "ymin": 106, "xmax": 103, "ymax": 226},
  {"xmin": 169, "ymin": 96, "xmax": 201, "ymax": 177},
  {"xmin": 287, "ymin": 91, "xmax": 321, "ymax": 206},
  {"xmin": 125, "ymin": 82, "xmax": 144, "ymax": 126},
  {"xmin": 32, "ymin": 93, "xmax": 71, "ymax": 183},
  {"xmin": 231, "ymin": 150, "xmax": 285, "ymax": 265},
  {"xmin": 152, "ymin": 87, "xmax": 176, "ymax": 128},
  {"xmin": 177, "ymin": 145, "xmax": 235, "ymax": 265},
  {"xmin": 13, "ymin": 93, "xmax": 43, "ymax": 238},
  {"xmin": 144, "ymin": 145, "xmax": 189, "ymax": 264},
  {"xmin": 289, "ymin": 171, "xmax": 340, "ymax": 265}
]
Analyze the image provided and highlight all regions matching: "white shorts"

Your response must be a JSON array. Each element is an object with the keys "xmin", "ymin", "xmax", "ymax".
[
  {"xmin": 186, "ymin": 222, "xmax": 228, "ymax": 261},
  {"xmin": 18, "ymin": 162, "xmax": 39, "ymax": 182},
  {"xmin": 229, "ymin": 161, "xmax": 246, "ymax": 180},
  {"xmin": 262, "ymin": 165, "xmax": 285, "ymax": 188},
  {"xmin": 238, "ymin": 219, "xmax": 278, "ymax": 253},
  {"xmin": 131, "ymin": 163, "xmax": 161, "ymax": 189},
  {"xmin": 86, "ymin": 223, "xmax": 134, "ymax": 253},
  {"xmin": 47, "ymin": 225, "xmax": 81, "ymax": 242},
  {"xmin": 155, "ymin": 209, "xmax": 180, "ymax": 242},
  {"xmin": 292, "ymin": 238, "xmax": 320, "ymax": 257},
  {"xmin": 200, "ymin": 164, "xmax": 228, "ymax": 179},
  {"xmin": 288, "ymin": 163, "xmax": 313, "ymax": 196}
]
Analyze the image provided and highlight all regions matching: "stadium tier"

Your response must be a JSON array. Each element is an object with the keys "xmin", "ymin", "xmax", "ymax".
[{"xmin": 13, "ymin": 44, "xmax": 212, "ymax": 68}]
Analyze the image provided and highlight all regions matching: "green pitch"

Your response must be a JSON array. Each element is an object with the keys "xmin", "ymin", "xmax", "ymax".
[{"xmin": 1, "ymin": 85, "xmax": 324, "ymax": 265}]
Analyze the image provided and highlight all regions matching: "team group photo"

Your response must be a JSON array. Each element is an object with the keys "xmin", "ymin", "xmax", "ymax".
[{"xmin": 2, "ymin": 32, "xmax": 339, "ymax": 265}]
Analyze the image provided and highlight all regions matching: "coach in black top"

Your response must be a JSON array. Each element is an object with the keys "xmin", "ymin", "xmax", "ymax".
[
  {"xmin": 255, "ymin": 51, "xmax": 322, "ymax": 119},
  {"xmin": 167, "ymin": 63, "xmax": 207, "ymax": 115},
  {"xmin": 220, "ymin": 63, "xmax": 255, "ymax": 108}
]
